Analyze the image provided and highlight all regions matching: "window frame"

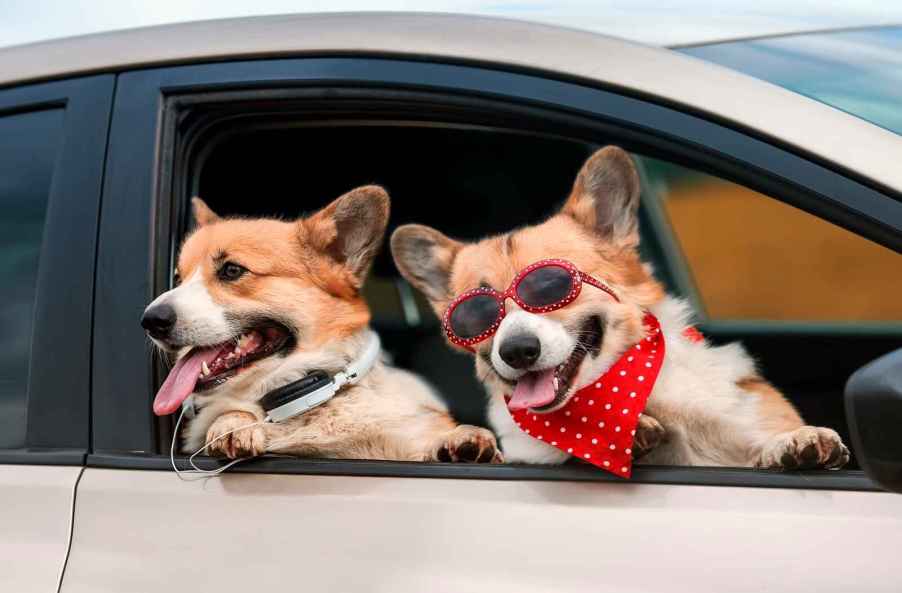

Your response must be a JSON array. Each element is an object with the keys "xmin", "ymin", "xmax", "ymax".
[
  {"xmin": 91, "ymin": 56, "xmax": 902, "ymax": 490},
  {"xmin": 0, "ymin": 75, "xmax": 114, "ymax": 465}
]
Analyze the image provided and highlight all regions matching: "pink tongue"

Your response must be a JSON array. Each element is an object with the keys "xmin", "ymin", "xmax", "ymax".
[
  {"xmin": 152, "ymin": 347, "xmax": 223, "ymax": 416},
  {"xmin": 508, "ymin": 369, "xmax": 557, "ymax": 411}
]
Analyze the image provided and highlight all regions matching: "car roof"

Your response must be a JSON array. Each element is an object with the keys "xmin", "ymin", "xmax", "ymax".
[{"xmin": 1, "ymin": 12, "xmax": 899, "ymax": 195}]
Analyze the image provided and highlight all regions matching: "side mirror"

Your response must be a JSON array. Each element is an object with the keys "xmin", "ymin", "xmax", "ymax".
[{"xmin": 845, "ymin": 348, "xmax": 902, "ymax": 493}]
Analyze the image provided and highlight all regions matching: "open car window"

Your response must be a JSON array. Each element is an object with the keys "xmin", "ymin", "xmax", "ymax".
[
  {"xmin": 185, "ymin": 120, "xmax": 894, "ymax": 474},
  {"xmin": 88, "ymin": 56, "xmax": 902, "ymax": 490}
]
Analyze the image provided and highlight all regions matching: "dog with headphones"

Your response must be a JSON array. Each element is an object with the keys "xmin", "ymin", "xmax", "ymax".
[{"xmin": 142, "ymin": 186, "xmax": 501, "ymax": 464}]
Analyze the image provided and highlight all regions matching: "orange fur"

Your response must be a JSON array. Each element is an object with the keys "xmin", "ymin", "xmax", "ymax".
[{"xmin": 177, "ymin": 217, "xmax": 370, "ymax": 349}]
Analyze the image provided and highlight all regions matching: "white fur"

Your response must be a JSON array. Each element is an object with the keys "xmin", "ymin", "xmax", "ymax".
[
  {"xmin": 144, "ymin": 270, "xmax": 235, "ymax": 349},
  {"xmin": 491, "ymin": 310, "xmax": 576, "ymax": 379}
]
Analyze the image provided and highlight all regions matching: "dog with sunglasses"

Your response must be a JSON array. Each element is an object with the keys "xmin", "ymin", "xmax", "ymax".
[{"xmin": 391, "ymin": 146, "xmax": 850, "ymax": 470}]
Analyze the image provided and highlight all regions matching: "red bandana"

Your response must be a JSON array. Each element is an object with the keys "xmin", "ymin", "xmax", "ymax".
[{"xmin": 506, "ymin": 313, "xmax": 666, "ymax": 478}]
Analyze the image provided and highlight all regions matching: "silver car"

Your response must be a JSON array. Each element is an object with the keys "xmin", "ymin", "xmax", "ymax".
[{"xmin": 1, "ymin": 13, "xmax": 900, "ymax": 593}]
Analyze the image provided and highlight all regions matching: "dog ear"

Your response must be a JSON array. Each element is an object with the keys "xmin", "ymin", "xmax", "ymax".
[
  {"xmin": 304, "ymin": 185, "xmax": 390, "ymax": 286},
  {"xmin": 562, "ymin": 146, "xmax": 641, "ymax": 245},
  {"xmin": 390, "ymin": 224, "xmax": 463, "ymax": 303},
  {"xmin": 191, "ymin": 197, "xmax": 221, "ymax": 227}
]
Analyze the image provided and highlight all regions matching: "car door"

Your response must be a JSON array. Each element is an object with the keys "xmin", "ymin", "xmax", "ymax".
[
  {"xmin": 52, "ymin": 19, "xmax": 902, "ymax": 593},
  {"xmin": 0, "ymin": 75, "xmax": 113, "ymax": 593}
]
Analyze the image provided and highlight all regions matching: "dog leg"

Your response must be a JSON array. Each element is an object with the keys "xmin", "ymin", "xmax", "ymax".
[
  {"xmin": 632, "ymin": 414, "xmax": 667, "ymax": 460},
  {"xmin": 205, "ymin": 411, "xmax": 267, "ymax": 459},
  {"xmin": 756, "ymin": 426, "xmax": 850, "ymax": 470},
  {"xmin": 427, "ymin": 425, "xmax": 504, "ymax": 463}
]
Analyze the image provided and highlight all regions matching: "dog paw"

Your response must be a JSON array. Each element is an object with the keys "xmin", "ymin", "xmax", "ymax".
[
  {"xmin": 430, "ymin": 425, "xmax": 504, "ymax": 464},
  {"xmin": 756, "ymin": 426, "xmax": 850, "ymax": 470},
  {"xmin": 205, "ymin": 411, "xmax": 267, "ymax": 459},
  {"xmin": 632, "ymin": 414, "xmax": 667, "ymax": 460}
]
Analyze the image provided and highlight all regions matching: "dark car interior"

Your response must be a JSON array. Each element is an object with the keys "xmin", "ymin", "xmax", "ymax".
[{"xmin": 182, "ymin": 121, "xmax": 902, "ymax": 470}]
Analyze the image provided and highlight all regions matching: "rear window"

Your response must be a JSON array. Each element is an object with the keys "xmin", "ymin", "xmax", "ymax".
[
  {"xmin": 680, "ymin": 26, "xmax": 902, "ymax": 135},
  {"xmin": 0, "ymin": 108, "xmax": 64, "ymax": 448}
]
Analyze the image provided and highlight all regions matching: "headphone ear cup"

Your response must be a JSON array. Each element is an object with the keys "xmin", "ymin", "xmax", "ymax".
[{"xmin": 260, "ymin": 370, "xmax": 333, "ymax": 414}]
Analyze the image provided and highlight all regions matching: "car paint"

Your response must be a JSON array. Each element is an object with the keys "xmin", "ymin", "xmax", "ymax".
[
  {"xmin": 62, "ymin": 469, "xmax": 902, "ymax": 593},
  {"xmin": 0, "ymin": 465, "xmax": 81, "ymax": 593}
]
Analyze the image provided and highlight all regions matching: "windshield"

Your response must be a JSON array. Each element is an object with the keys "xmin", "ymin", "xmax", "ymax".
[{"xmin": 680, "ymin": 26, "xmax": 902, "ymax": 135}]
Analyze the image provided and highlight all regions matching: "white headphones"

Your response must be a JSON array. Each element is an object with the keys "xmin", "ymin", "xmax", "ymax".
[
  {"xmin": 171, "ymin": 331, "xmax": 381, "ymax": 479},
  {"xmin": 260, "ymin": 331, "xmax": 381, "ymax": 422}
]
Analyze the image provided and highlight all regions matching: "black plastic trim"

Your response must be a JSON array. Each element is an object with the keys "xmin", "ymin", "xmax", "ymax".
[
  {"xmin": 0, "ymin": 449, "xmax": 87, "ymax": 466},
  {"xmin": 87, "ymin": 453, "xmax": 880, "ymax": 492},
  {"xmin": 0, "ymin": 75, "xmax": 114, "ymax": 463}
]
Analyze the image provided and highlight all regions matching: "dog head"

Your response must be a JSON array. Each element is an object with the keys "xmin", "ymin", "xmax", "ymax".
[
  {"xmin": 143, "ymin": 185, "xmax": 389, "ymax": 415},
  {"xmin": 391, "ymin": 146, "xmax": 664, "ymax": 413}
]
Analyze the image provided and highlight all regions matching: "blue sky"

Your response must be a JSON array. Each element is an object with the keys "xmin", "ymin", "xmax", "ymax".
[{"xmin": 2, "ymin": 0, "xmax": 901, "ymax": 48}]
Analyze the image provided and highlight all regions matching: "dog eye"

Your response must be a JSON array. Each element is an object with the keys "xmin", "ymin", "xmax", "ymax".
[
  {"xmin": 172, "ymin": 269, "xmax": 181, "ymax": 286},
  {"xmin": 217, "ymin": 262, "xmax": 247, "ymax": 282}
]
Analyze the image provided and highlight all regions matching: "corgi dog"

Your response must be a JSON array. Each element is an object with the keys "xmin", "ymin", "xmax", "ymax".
[
  {"xmin": 391, "ymin": 146, "xmax": 849, "ymax": 469},
  {"xmin": 142, "ymin": 186, "xmax": 501, "ymax": 463}
]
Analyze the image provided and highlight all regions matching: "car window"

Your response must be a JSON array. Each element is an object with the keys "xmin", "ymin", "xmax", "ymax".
[
  {"xmin": 640, "ymin": 156, "xmax": 902, "ymax": 322},
  {"xmin": 680, "ymin": 26, "xmax": 902, "ymax": 135},
  {"xmin": 0, "ymin": 108, "xmax": 64, "ymax": 448}
]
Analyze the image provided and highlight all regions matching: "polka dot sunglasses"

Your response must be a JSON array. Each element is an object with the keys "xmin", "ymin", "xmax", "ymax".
[{"xmin": 442, "ymin": 259, "xmax": 620, "ymax": 350}]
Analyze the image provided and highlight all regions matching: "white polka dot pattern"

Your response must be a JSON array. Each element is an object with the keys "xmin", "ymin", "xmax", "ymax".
[{"xmin": 506, "ymin": 312, "xmax": 666, "ymax": 478}]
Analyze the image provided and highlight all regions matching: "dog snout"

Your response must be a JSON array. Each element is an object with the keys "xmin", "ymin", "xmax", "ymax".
[
  {"xmin": 499, "ymin": 334, "xmax": 541, "ymax": 369},
  {"xmin": 141, "ymin": 303, "xmax": 177, "ymax": 339}
]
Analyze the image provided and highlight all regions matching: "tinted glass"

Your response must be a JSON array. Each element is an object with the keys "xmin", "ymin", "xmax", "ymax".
[
  {"xmin": 681, "ymin": 26, "xmax": 902, "ymax": 135},
  {"xmin": 517, "ymin": 265, "xmax": 574, "ymax": 308},
  {"xmin": 640, "ymin": 156, "xmax": 902, "ymax": 322},
  {"xmin": 449, "ymin": 294, "xmax": 502, "ymax": 339},
  {"xmin": 0, "ymin": 108, "xmax": 63, "ymax": 448}
]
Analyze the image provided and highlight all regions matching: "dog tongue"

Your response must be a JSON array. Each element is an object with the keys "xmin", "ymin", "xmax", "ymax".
[
  {"xmin": 152, "ymin": 347, "xmax": 222, "ymax": 416},
  {"xmin": 508, "ymin": 369, "xmax": 556, "ymax": 411}
]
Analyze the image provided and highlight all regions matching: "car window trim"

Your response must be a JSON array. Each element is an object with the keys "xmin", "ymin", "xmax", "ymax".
[
  {"xmin": 94, "ymin": 57, "xmax": 901, "ymax": 488},
  {"xmin": 0, "ymin": 75, "xmax": 114, "ymax": 462},
  {"xmin": 86, "ymin": 452, "xmax": 880, "ymax": 492}
]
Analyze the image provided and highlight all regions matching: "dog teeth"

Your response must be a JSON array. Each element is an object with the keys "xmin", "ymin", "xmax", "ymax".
[
  {"xmin": 553, "ymin": 377, "xmax": 559, "ymax": 390},
  {"xmin": 202, "ymin": 361, "xmax": 211, "ymax": 376}
]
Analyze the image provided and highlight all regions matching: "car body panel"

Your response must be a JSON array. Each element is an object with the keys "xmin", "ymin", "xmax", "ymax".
[
  {"xmin": 0, "ymin": 13, "xmax": 899, "ymax": 196},
  {"xmin": 0, "ymin": 465, "xmax": 80, "ymax": 593},
  {"xmin": 62, "ymin": 468, "xmax": 902, "ymax": 593}
]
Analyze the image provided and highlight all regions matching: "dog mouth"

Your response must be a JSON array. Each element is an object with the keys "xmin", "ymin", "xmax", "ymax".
[
  {"xmin": 507, "ymin": 317, "xmax": 603, "ymax": 413},
  {"xmin": 152, "ymin": 322, "xmax": 293, "ymax": 416}
]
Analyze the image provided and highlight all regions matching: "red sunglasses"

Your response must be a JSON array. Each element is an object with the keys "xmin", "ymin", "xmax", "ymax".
[{"xmin": 442, "ymin": 259, "xmax": 619, "ymax": 350}]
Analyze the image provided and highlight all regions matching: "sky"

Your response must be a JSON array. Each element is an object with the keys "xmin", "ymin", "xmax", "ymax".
[{"xmin": 2, "ymin": 0, "xmax": 902, "ymax": 48}]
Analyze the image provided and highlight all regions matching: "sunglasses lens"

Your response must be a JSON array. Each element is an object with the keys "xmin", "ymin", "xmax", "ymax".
[
  {"xmin": 449, "ymin": 294, "xmax": 501, "ymax": 339},
  {"xmin": 517, "ymin": 265, "xmax": 574, "ymax": 308}
]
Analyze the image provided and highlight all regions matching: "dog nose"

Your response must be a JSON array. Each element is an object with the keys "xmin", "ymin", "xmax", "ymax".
[
  {"xmin": 499, "ymin": 334, "xmax": 541, "ymax": 369},
  {"xmin": 141, "ymin": 304, "xmax": 177, "ymax": 339}
]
